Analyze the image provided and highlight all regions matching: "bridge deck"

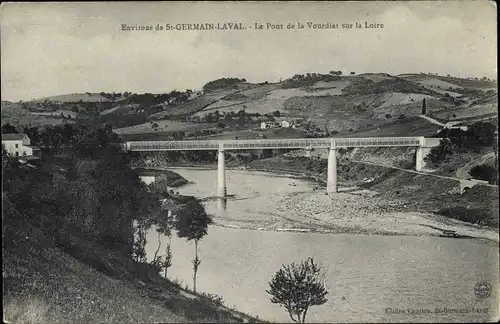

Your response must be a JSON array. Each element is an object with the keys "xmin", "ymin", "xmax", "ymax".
[{"xmin": 125, "ymin": 137, "xmax": 426, "ymax": 151}]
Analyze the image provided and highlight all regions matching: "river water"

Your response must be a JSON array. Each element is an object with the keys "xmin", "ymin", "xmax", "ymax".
[{"xmin": 144, "ymin": 168, "xmax": 499, "ymax": 323}]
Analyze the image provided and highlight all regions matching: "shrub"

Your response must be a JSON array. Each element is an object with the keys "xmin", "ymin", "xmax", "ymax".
[
  {"xmin": 425, "ymin": 138, "xmax": 457, "ymax": 164},
  {"xmin": 469, "ymin": 164, "xmax": 497, "ymax": 183},
  {"xmin": 437, "ymin": 206, "xmax": 497, "ymax": 227},
  {"xmin": 267, "ymin": 257, "xmax": 328, "ymax": 323},
  {"xmin": 198, "ymin": 292, "xmax": 225, "ymax": 308}
]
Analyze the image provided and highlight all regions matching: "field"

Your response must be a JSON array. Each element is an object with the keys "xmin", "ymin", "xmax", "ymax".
[
  {"xmin": 433, "ymin": 103, "xmax": 497, "ymax": 121},
  {"xmin": 347, "ymin": 117, "xmax": 441, "ymax": 137},
  {"xmin": 3, "ymin": 72, "xmax": 496, "ymax": 140},
  {"xmin": 113, "ymin": 120, "xmax": 216, "ymax": 135},
  {"xmin": 33, "ymin": 93, "xmax": 111, "ymax": 103},
  {"xmin": 1, "ymin": 102, "xmax": 75, "ymax": 127},
  {"xmin": 415, "ymin": 78, "xmax": 464, "ymax": 90}
]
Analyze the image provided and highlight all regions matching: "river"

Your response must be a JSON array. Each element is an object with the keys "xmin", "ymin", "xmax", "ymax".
[{"xmin": 144, "ymin": 168, "xmax": 499, "ymax": 323}]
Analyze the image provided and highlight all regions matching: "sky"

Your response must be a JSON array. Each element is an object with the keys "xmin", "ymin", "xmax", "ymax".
[{"xmin": 0, "ymin": 1, "xmax": 497, "ymax": 102}]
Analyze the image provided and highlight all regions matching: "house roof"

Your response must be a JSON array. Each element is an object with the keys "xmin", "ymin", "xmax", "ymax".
[{"xmin": 1, "ymin": 133, "xmax": 26, "ymax": 141}]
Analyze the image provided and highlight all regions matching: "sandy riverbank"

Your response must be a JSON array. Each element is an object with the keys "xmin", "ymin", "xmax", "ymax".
[
  {"xmin": 154, "ymin": 166, "xmax": 498, "ymax": 242},
  {"xmin": 209, "ymin": 189, "xmax": 499, "ymax": 242}
]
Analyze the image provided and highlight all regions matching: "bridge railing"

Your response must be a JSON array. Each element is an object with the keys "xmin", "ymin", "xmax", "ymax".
[{"xmin": 125, "ymin": 137, "xmax": 424, "ymax": 151}]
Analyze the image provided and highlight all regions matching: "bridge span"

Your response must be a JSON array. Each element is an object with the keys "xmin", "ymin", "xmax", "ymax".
[{"xmin": 123, "ymin": 136, "xmax": 440, "ymax": 196}]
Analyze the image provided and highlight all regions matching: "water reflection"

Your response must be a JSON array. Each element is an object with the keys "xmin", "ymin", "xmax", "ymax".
[{"xmin": 216, "ymin": 197, "xmax": 227, "ymax": 211}]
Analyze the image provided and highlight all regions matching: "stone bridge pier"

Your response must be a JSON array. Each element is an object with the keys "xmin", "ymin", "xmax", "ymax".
[
  {"xmin": 327, "ymin": 145, "xmax": 338, "ymax": 194},
  {"xmin": 415, "ymin": 137, "xmax": 441, "ymax": 171},
  {"xmin": 217, "ymin": 143, "xmax": 227, "ymax": 198}
]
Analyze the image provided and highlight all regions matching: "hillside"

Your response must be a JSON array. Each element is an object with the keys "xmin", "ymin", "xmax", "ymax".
[
  {"xmin": 2, "ymin": 136, "xmax": 263, "ymax": 324},
  {"xmin": 2, "ymin": 72, "xmax": 496, "ymax": 137}
]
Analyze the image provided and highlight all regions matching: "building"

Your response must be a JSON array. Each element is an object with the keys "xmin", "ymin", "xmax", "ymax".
[
  {"xmin": 280, "ymin": 120, "xmax": 291, "ymax": 128},
  {"xmin": 444, "ymin": 122, "xmax": 468, "ymax": 131},
  {"xmin": 260, "ymin": 122, "xmax": 268, "ymax": 129},
  {"xmin": 1, "ymin": 133, "xmax": 39, "ymax": 157}
]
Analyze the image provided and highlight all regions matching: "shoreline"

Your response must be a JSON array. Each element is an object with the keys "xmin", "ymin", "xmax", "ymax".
[
  {"xmin": 209, "ymin": 222, "xmax": 498, "ymax": 242},
  {"xmin": 146, "ymin": 164, "xmax": 499, "ymax": 243},
  {"xmin": 166, "ymin": 164, "xmax": 328, "ymax": 184}
]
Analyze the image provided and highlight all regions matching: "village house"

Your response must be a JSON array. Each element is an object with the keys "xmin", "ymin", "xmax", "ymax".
[
  {"xmin": 443, "ymin": 121, "xmax": 468, "ymax": 131},
  {"xmin": 279, "ymin": 120, "xmax": 291, "ymax": 128},
  {"xmin": 261, "ymin": 119, "xmax": 299, "ymax": 130},
  {"xmin": 1, "ymin": 133, "xmax": 40, "ymax": 157}
]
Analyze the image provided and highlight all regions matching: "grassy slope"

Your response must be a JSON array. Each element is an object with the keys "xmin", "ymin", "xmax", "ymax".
[
  {"xmin": 2, "ymin": 212, "xmax": 263, "ymax": 324},
  {"xmin": 33, "ymin": 93, "xmax": 111, "ymax": 103}
]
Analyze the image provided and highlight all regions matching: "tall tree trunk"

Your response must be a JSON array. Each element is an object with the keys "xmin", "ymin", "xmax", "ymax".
[{"xmin": 193, "ymin": 240, "xmax": 198, "ymax": 293}]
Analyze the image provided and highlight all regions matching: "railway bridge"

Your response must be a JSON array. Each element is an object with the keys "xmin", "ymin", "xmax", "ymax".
[{"xmin": 123, "ymin": 137, "xmax": 441, "ymax": 196}]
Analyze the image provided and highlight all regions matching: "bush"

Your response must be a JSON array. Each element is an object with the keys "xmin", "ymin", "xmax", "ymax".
[
  {"xmin": 437, "ymin": 206, "xmax": 497, "ymax": 227},
  {"xmin": 198, "ymin": 292, "xmax": 225, "ymax": 308},
  {"xmin": 425, "ymin": 138, "xmax": 457, "ymax": 164},
  {"xmin": 469, "ymin": 164, "xmax": 497, "ymax": 183}
]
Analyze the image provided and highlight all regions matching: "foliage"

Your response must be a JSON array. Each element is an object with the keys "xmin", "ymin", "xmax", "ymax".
[
  {"xmin": 428, "ymin": 121, "xmax": 497, "ymax": 164},
  {"xmin": 469, "ymin": 164, "xmax": 497, "ymax": 183},
  {"xmin": 2, "ymin": 123, "xmax": 161, "ymax": 257},
  {"xmin": 198, "ymin": 292, "xmax": 225, "ymax": 308},
  {"xmin": 437, "ymin": 206, "xmax": 498, "ymax": 227},
  {"xmin": 266, "ymin": 257, "xmax": 328, "ymax": 323},
  {"xmin": 425, "ymin": 138, "xmax": 457, "ymax": 164},
  {"xmin": 132, "ymin": 225, "xmax": 148, "ymax": 263},
  {"xmin": 175, "ymin": 200, "xmax": 213, "ymax": 241},
  {"xmin": 2, "ymin": 123, "xmax": 19, "ymax": 134},
  {"xmin": 174, "ymin": 200, "xmax": 213, "ymax": 292},
  {"xmin": 283, "ymin": 73, "xmax": 340, "ymax": 88},
  {"xmin": 202, "ymin": 78, "xmax": 246, "ymax": 93}
]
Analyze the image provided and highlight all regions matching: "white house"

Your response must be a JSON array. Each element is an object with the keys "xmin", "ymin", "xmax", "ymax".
[
  {"xmin": 139, "ymin": 175, "xmax": 156, "ymax": 186},
  {"xmin": 444, "ymin": 122, "xmax": 468, "ymax": 131},
  {"xmin": 260, "ymin": 122, "xmax": 268, "ymax": 129},
  {"xmin": 2, "ymin": 133, "xmax": 35, "ymax": 157},
  {"xmin": 280, "ymin": 120, "xmax": 291, "ymax": 128}
]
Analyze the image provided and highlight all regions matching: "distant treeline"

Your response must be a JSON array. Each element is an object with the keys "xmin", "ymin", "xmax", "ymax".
[
  {"xmin": 282, "ymin": 73, "xmax": 341, "ymax": 88},
  {"xmin": 202, "ymin": 78, "xmax": 247, "ymax": 93}
]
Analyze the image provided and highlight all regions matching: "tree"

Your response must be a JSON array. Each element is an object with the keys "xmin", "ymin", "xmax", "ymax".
[
  {"xmin": 422, "ymin": 98, "xmax": 427, "ymax": 115},
  {"xmin": 262, "ymin": 149, "xmax": 273, "ymax": 159},
  {"xmin": 174, "ymin": 200, "xmax": 213, "ymax": 293},
  {"xmin": 350, "ymin": 71, "xmax": 355, "ymax": 75},
  {"xmin": 273, "ymin": 110, "xmax": 281, "ymax": 117},
  {"xmin": 1, "ymin": 123, "xmax": 18, "ymax": 134},
  {"xmin": 266, "ymin": 257, "xmax": 328, "ymax": 323},
  {"xmin": 425, "ymin": 138, "xmax": 457, "ymax": 164},
  {"xmin": 469, "ymin": 164, "xmax": 497, "ymax": 183},
  {"xmin": 468, "ymin": 121, "xmax": 495, "ymax": 147},
  {"xmin": 132, "ymin": 224, "xmax": 148, "ymax": 263}
]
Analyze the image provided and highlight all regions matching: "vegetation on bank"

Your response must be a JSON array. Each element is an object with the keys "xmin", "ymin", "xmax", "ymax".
[
  {"xmin": 2, "ymin": 124, "xmax": 263, "ymax": 323},
  {"xmin": 425, "ymin": 121, "xmax": 498, "ymax": 184}
]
